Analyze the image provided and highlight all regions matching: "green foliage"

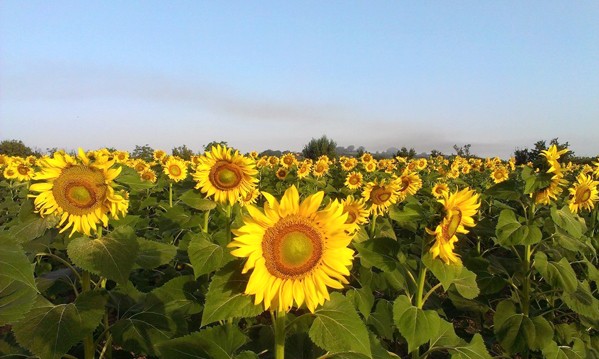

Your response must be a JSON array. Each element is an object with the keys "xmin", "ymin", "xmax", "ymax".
[
  {"xmin": 131, "ymin": 143, "xmax": 154, "ymax": 161},
  {"xmin": 0, "ymin": 139, "xmax": 35, "ymax": 157},
  {"xmin": 171, "ymin": 144, "xmax": 195, "ymax": 160},
  {"xmin": 302, "ymin": 135, "xmax": 337, "ymax": 160}
]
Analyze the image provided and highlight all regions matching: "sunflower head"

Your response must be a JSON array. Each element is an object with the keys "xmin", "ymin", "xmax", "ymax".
[
  {"xmin": 344, "ymin": 171, "xmax": 363, "ymax": 190},
  {"xmin": 362, "ymin": 178, "xmax": 399, "ymax": 216},
  {"xmin": 163, "ymin": 156, "xmax": 188, "ymax": 182},
  {"xmin": 341, "ymin": 196, "xmax": 370, "ymax": 233},
  {"xmin": 568, "ymin": 173, "xmax": 599, "ymax": 213},
  {"xmin": 229, "ymin": 186, "xmax": 354, "ymax": 313},
  {"xmin": 193, "ymin": 145, "xmax": 258, "ymax": 205},
  {"xmin": 28, "ymin": 149, "xmax": 129, "ymax": 237}
]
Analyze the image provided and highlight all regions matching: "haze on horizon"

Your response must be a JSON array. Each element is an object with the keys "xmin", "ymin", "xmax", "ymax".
[{"xmin": 1, "ymin": 1, "xmax": 598, "ymax": 159}]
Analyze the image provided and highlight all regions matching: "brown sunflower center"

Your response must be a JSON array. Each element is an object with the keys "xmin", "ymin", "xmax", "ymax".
[
  {"xmin": 399, "ymin": 178, "xmax": 410, "ymax": 191},
  {"xmin": 209, "ymin": 161, "xmax": 243, "ymax": 190},
  {"xmin": 263, "ymin": 216, "xmax": 323, "ymax": 279},
  {"xmin": 344, "ymin": 208, "xmax": 358, "ymax": 224},
  {"xmin": 53, "ymin": 165, "xmax": 107, "ymax": 215},
  {"xmin": 17, "ymin": 165, "xmax": 30, "ymax": 175},
  {"xmin": 575, "ymin": 186, "xmax": 591, "ymax": 204},
  {"xmin": 371, "ymin": 185, "xmax": 392, "ymax": 205},
  {"xmin": 169, "ymin": 164, "xmax": 182, "ymax": 177},
  {"xmin": 349, "ymin": 175, "xmax": 360, "ymax": 185}
]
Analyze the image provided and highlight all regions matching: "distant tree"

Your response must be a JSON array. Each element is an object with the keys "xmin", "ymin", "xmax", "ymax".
[
  {"xmin": 260, "ymin": 149, "xmax": 282, "ymax": 157},
  {"xmin": 172, "ymin": 144, "xmax": 194, "ymax": 160},
  {"xmin": 203, "ymin": 141, "xmax": 228, "ymax": 152},
  {"xmin": 514, "ymin": 138, "xmax": 573, "ymax": 166},
  {"xmin": 132, "ymin": 144, "xmax": 154, "ymax": 162},
  {"xmin": 347, "ymin": 145, "xmax": 355, "ymax": 152},
  {"xmin": 0, "ymin": 139, "xmax": 35, "ymax": 157},
  {"xmin": 453, "ymin": 144, "xmax": 472, "ymax": 158},
  {"xmin": 356, "ymin": 147, "xmax": 366, "ymax": 158},
  {"xmin": 302, "ymin": 135, "xmax": 337, "ymax": 160},
  {"xmin": 430, "ymin": 149, "xmax": 444, "ymax": 157},
  {"xmin": 396, "ymin": 146, "xmax": 416, "ymax": 159}
]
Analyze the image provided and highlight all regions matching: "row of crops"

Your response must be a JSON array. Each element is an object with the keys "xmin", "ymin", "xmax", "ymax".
[{"xmin": 0, "ymin": 145, "xmax": 597, "ymax": 358}]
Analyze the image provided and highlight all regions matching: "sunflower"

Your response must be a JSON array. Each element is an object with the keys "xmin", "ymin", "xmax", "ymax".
[
  {"xmin": 228, "ymin": 186, "xmax": 354, "ymax": 313},
  {"xmin": 131, "ymin": 159, "xmax": 150, "ymax": 173},
  {"xmin": 140, "ymin": 169, "xmax": 157, "ymax": 183},
  {"xmin": 280, "ymin": 153, "xmax": 297, "ymax": 168},
  {"xmin": 362, "ymin": 178, "xmax": 400, "ymax": 216},
  {"xmin": 428, "ymin": 188, "xmax": 480, "ymax": 264},
  {"xmin": 297, "ymin": 163, "xmax": 311, "ymax": 179},
  {"xmin": 28, "ymin": 149, "xmax": 129, "ymax": 237},
  {"xmin": 432, "ymin": 183, "xmax": 449, "ymax": 199},
  {"xmin": 396, "ymin": 171, "xmax": 422, "ymax": 200},
  {"xmin": 341, "ymin": 196, "xmax": 369, "ymax": 233},
  {"xmin": 416, "ymin": 158, "xmax": 428, "ymax": 171},
  {"xmin": 3, "ymin": 165, "xmax": 18, "ymax": 180},
  {"xmin": 275, "ymin": 167, "xmax": 288, "ymax": 180},
  {"xmin": 312, "ymin": 160, "xmax": 329, "ymax": 178},
  {"xmin": 113, "ymin": 150, "xmax": 129, "ymax": 164},
  {"xmin": 153, "ymin": 149, "xmax": 167, "ymax": 162},
  {"xmin": 341, "ymin": 157, "xmax": 358, "ymax": 171},
  {"xmin": 14, "ymin": 162, "xmax": 34, "ymax": 182},
  {"xmin": 364, "ymin": 161, "xmax": 377, "ymax": 173},
  {"xmin": 163, "ymin": 156, "xmax": 188, "ymax": 182},
  {"xmin": 193, "ymin": 145, "xmax": 258, "ymax": 205},
  {"xmin": 491, "ymin": 166, "xmax": 509, "ymax": 184},
  {"xmin": 268, "ymin": 156, "xmax": 280, "ymax": 168},
  {"xmin": 239, "ymin": 187, "xmax": 260, "ymax": 207},
  {"xmin": 568, "ymin": 173, "xmax": 599, "ymax": 213},
  {"xmin": 344, "ymin": 172, "xmax": 363, "ymax": 190},
  {"xmin": 360, "ymin": 153, "xmax": 374, "ymax": 164}
]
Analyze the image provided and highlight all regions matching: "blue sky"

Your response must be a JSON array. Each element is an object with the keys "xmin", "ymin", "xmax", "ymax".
[{"xmin": 1, "ymin": 1, "xmax": 598, "ymax": 158}]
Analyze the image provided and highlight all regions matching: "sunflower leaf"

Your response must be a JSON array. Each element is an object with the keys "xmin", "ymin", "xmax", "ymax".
[
  {"xmin": 180, "ymin": 189, "xmax": 217, "ymax": 211},
  {"xmin": 67, "ymin": 226, "xmax": 140, "ymax": 285},
  {"xmin": 393, "ymin": 295, "xmax": 441, "ymax": 353},
  {"xmin": 135, "ymin": 237, "xmax": 177, "ymax": 269},
  {"xmin": 309, "ymin": 292, "xmax": 372, "ymax": 357},
  {"xmin": 188, "ymin": 233, "xmax": 233, "ymax": 278},
  {"xmin": 156, "ymin": 324, "xmax": 248, "ymax": 359}
]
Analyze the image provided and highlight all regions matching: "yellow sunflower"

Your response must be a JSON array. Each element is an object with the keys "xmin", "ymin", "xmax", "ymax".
[
  {"xmin": 140, "ymin": 169, "xmax": 157, "ymax": 183},
  {"xmin": 3, "ymin": 165, "xmax": 18, "ymax": 180},
  {"xmin": 432, "ymin": 183, "xmax": 449, "ymax": 199},
  {"xmin": 192, "ymin": 145, "xmax": 258, "ymax": 205},
  {"xmin": 297, "ymin": 163, "xmax": 311, "ymax": 179},
  {"xmin": 113, "ymin": 150, "xmax": 129, "ymax": 164},
  {"xmin": 568, "ymin": 173, "xmax": 599, "ymax": 213},
  {"xmin": 239, "ymin": 187, "xmax": 260, "ymax": 207},
  {"xmin": 491, "ymin": 166, "xmax": 509, "ymax": 184},
  {"xmin": 362, "ymin": 178, "xmax": 400, "ymax": 216},
  {"xmin": 364, "ymin": 161, "xmax": 377, "ymax": 173},
  {"xmin": 228, "ymin": 186, "xmax": 354, "ymax": 313},
  {"xmin": 360, "ymin": 153, "xmax": 374, "ymax": 164},
  {"xmin": 341, "ymin": 157, "xmax": 358, "ymax": 171},
  {"xmin": 280, "ymin": 153, "xmax": 297, "ymax": 168},
  {"xmin": 344, "ymin": 171, "xmax": 363, "ymax": 190},
  {"xmin": 275, "ymin": 167, "xmax": 288, "ymax": 180},
  {"xmin": 28, "ymin": 149, "xmax": 129, "ymax": 237},
  {"xmin": 396, "ymin": 171, "xmax": 422, "ymax": 200},
  {"xmin": 163, "ymin": 156, "xmax": 188, "ymax": 182},
  {"xmin": 341, "ymin": 196, "xmax": 370, "ymax": 233},
  {"xmin": 153, "ymin": 149, "xmax": 167, "ymax": 162},
  {"xmin": 14, "ymin": 162, "xmax": 34, "ymax": 182},
  {"xmin": 312, "ymin": 160, "xmax": 329, "ymax": 178},
  {"xmin": 428, "ymin": 188, "xmax": 480, "ymax": 264}
]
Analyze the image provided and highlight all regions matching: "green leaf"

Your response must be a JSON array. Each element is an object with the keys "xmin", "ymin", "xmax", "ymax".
[
  {"xmin": 388, "ymin": 203, "xmax": 422, "ymax": 231},
  {"xmin": 551, "ymin": 206, "xmax": 586, "ymax": 239},
  {"xmin": 0, "ymin": 241, "xmax": 37, "ymax": 292},
  {"xmin": 530, "ymin": 316, "xmax": 553, "ymax": 351},
  {"xmin": 309, "ymin": 292, "xmax": 372, "ymax": 357},
  {"xmin": 67, "ymin": 226, "xmax": 139, "ymax": 285},
  {"xmin": 354, "ymin": 237, "xmax": 399, "ymax": 271},
  {"xmin": 484, "ymin": 180, "xmax": 521, "ymax": 201},
  {"xmin": 0, "ymin": 280, "xmax": 38, "ymax": 325},
  {"xmin": 8, "ymin": 215, "xmax": 57, "ymax": 243},
  {"xmin": 367, "ymin": 300, "xmax": 395, "ymax": 340},
  {"xmin": 115, "ymin": 165, "xmax": 156, "ymax": 192},
  {"xmin": 422, "ymin": 252, "xmax": 463, "ymax": 291},
  {"xmin": 12, "ymin": 291, "xmax": 106, "ymax": 359},
  {"xmin": 148, "ymin": 275, "xmax": 203, "ymax": 316},
  {"xmin": 429, "ymin": 319, "xmax": 462, "ymax": 349},
  {"xmin": 346, "ymin": 287, "xmax": 375, "ymax": 319},
  {"xmin": 201, "ymin": 261, "xmax": 263, "ymax": 327},
  {"xmin": 157, "ymin": 325, "xmax": 247, "ymax": 359},
  {"xmin": 189, "ymin": 234, "xmax": 233, "ymax": 278},
  {"xmin": 493, "ymin": 300, "xmax": 535, "ymax": 355},
  {"xmin": 452, "ymin": 267, "xmax": 480, "ymax": 299},
  {"xmin": 450, "ymin": 334, "xmax": 493, "ymax": 359},
  {"xmin": 561, "ymin": 281, "xmax": 599, "ymax": 325},
  {"xmin": 179, "ymin": 189, "xmax": 217, "ymax": 211},
  {"xmin": 542, "ymin": 339, "xmax": 586, "ymax": 359},
  {"xmin": 393, "ymin": 295, "xmax": 441, "ymax": 353},
  {"xmin": 534, "ymin": 252, "xmax": 578, "ymax": 293},
  {"xmin": 135, "ymin": 238, "xmax": 177, "ymax": 269},
  {"xmin": 495, "ymin": 209, "xmax": 541, "ymax": 246}
]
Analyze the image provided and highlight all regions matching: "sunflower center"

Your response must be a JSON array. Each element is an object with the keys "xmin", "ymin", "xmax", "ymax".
[
  {"xmin": 399, "ymin": 178, "xmax": 410, "ymax": 191},
  {"xmin": 344, "ymin": 208, "xmax": 358, "ymax": 224},
  {"xmin": 349, "ymin": 176, "xmax": 359, "ymax": 185},
  {"xmin": 575, "ymin": 186, "xmax": 591, "ymax": 203},
  {"xmin": 263, "ymin": 216, "xmax": 323, "ymax": 279},
  {"xmin": 371, "ymin": 186, "xmax": 392, "ymax": 205},
  {"xmin": 169, "ymin": 164, "xmax": 182, "ymax": 177},
  {"xmin": 210, "ymin": 161, "xmax": 242, "ymax": 190},
  {"xmin": 53, "ymin": 165, "xmax": 107, "ymax": 215},
  {"xmin": 17, "ymin": 165, "xmax": 30, "ymax": 175}
]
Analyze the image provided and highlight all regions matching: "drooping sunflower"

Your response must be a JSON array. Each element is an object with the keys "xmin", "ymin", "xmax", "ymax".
[
  {"xmin": 28, "ymin": 149, "xmax": 129, "ymax": 237},
  {"xmin": 228, "ymin": 186, "xmax": 354, "ymax": 313},
  {"xmin": 428, "ymin": 188, "xmax": 480, "ymax": 264},
  {"xmin": 193, "ymin": 145, "xmax": 258, "ymax": 205},
  {"xmin": 163, "ymin": 156, "xmax": 188, "ymax": 182},
  {"xmin": 568, "ymin": 173, "xmax": 599, "ymax": 213},
  {"xmin": 344, "ymin": 171, "xmax": 363, "ymax": 190},
  {"xmin": 362, "ymin": 178, "xmax": 400, "ymax": 216},
  {"xmin": 341, "ymin": 196, "xmax": 370, "ymax": 233},
  {"xmin": 396, "ymin": 171, "xmax": 422, "ymax": 200},
  {"xmin": 432, "ymin": 183, "xmax": 449, "ymax": 199}
]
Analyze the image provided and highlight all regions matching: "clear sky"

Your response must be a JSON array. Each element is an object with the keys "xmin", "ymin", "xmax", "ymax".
[{"xmin": 1, "ymin": 1, "xmax": 598, "ymax": 158}]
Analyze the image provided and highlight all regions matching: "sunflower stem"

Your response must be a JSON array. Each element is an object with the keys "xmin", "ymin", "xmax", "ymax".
[
  {"xmin": 415, "ymin": 267, "xmax": 427, "ymax": 309},
  {"xmin": 272, "ymin": 311, "xmax": 286, "ymax": 359},
  {"xmin": 169, "ymin": 182, "xmax": 173, "ymax": 208},
  {"xmin": 369, "ymin": 214, "xmax": 377, "ymax": 239},
  {"xmin": 522, "ymin": 203, "xmax": 535, "ymax": 317},
  {"xmin": 202, "ymin": 210, "xmax": 210, "ymax": 233},
  {"xmin": 82, "ymin": 270, "xmax": 96, "ymax": 359},
  {"xmin": 225, "ymin": 204, "xmax": 233, "ymax": 242}
]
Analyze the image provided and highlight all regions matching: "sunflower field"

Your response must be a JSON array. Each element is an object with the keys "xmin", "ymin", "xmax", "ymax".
[{"xmin": 0, "ymin": 145, "xmax": 598, "ymax": 359}]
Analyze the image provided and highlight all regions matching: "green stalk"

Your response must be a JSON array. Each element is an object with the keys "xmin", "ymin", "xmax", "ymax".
[
  {"xmin": 225, "ymin": 204, "xmax": 232, "ymax": 242},
  {"xmin": 369, "ymin": 214, "xmax": 377, "ymax": 239},
  {"xmin": 272, "ymin": 311, "xmax": 286, "ymax": 359},
  {"xmin": 202, "ymin": 210, "xmax": 210, "ymax": 233},
  {"xmin": 415, "ymin": 267, "xmax": 427, "ymax": 309},
  {"xmin": 169, "ymin": 182, "xmax": 173, "ymax": 208},
  {"xmin": 82, "ymin": 271, "xmax": 95, "ymax": 359},
  {"xmin": 522, "ymin": 244, "xmax": 531, "ymax": 317}
]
